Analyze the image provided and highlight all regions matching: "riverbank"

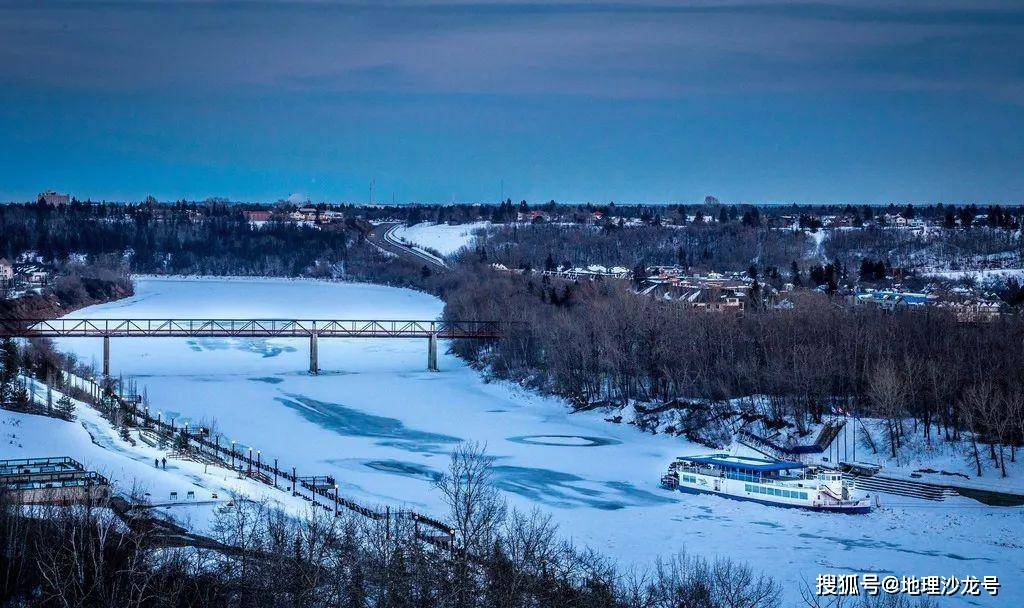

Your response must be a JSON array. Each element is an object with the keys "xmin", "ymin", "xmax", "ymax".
[{"xmin": 0, "ymin": 275, "xmax": 133, "ymax": 320}]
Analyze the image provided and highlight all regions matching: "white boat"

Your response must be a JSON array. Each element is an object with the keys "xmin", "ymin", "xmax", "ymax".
[{"xmin": 661, "ymin": 454, "xmax": 874, "ymax": 514}]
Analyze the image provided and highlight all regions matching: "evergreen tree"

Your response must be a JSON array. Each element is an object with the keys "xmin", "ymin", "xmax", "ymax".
[
  {"xmin": 0, "ymin": 338, "xmax": 19, "ymax": 403},
  {"xmin": 790, "ymin": 261, "xmax": 803, "ymax": 287},
  {"xmin": 55, "ymin": 394, "xmax": 74, "ymax": 418}
]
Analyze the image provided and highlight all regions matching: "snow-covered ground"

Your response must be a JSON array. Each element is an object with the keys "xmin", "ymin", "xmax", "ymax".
[
  {"xmin": 390, "ymin": 222, "xmax": 488, "ymax": 257},
  {"xmin": 8, "ymin": 276, "xmax": 1020, "ymax": 605},
  {"xmin": 922, "ymin": 268, "xmax": 1024, "ymax": 284},
  {"xmin": 1, "ymin": 376, "xmax": 319, "ymax": 534}
]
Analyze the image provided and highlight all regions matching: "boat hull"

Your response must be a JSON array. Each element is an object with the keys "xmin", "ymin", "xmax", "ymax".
[{"xmin": 671, "ymin": 483, "xmax": 872, "ymax": 514}]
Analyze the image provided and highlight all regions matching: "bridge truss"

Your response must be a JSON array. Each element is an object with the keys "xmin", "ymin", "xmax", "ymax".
[
  {"xmin": 0, "ymin": 318, "xmax": 502, "ymax": 339},
  {"xmin": 0, "ymin": 318, "xmax": 504, "ymax": 374}
]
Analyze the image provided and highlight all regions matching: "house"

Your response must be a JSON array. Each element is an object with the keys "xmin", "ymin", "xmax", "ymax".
[
  {"xmin": 243, "ymin": 210, "xmax": 273, "ymax": 223},
  {"xmin": 931, "ymin": 290, "xmax": 1005, "ymax": 322},
  {"xmin": 852, "ymin": 289, "xmax": 933, "ymax": 311},
  {"xmin": 516, "ymin": 210, "xmax": 550, "ymax": 223},
  {"xmin": 318, "ymin": 209, "xmax": 344, "ymax": 223},
  {"xmin": 13, "ymin": 263, "xmax": 51, "ymax": 286},
  {"xmin": 672, "ymin": 286, "xmax": 746, "ymax": 315},
  {"xmin": 824, "ymin": 214, "xmax": 855, "ymax": 228},
  {"xmin": 38, "ymin": 190, "xmax": 70, "ymax": 206},
  {"xmin": 297, "ymin": 207, "xmax": 320, "ymax": 221},
  {"xmin": 934, "ymin": 298, "xmax": 1004, "ymax": 323},
  {"xmin": 0, "ymin": 258, "xmax": 12, "ymax": 282},
  {"xmin": 640, "ymin": 268, "xmax": 772, "ymax": 314}
]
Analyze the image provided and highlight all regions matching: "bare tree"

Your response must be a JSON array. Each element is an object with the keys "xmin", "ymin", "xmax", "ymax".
[{"xmin": 866, "ymin": 361, "xmax": 909, "ymax": 461}]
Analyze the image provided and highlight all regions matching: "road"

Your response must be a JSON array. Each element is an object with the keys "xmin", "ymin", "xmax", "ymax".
[{"xmin": 366, "ymin": 222, "xmax": 449, "ymax": 273}]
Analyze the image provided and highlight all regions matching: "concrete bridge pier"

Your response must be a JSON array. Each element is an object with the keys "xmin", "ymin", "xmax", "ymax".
[
  {"xmin": 102, "ymin": 336, "xmax": 110, "ymax": 378},
  {"xmin": 309, "ymin": 332, "xmax": 319, "ymax": 375},
  {"xmin": 427, "ymin": 332, "xmax": 438, "ymax": 372}
]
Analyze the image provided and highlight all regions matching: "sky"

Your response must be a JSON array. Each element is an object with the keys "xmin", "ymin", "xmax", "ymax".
[{"xmin": 1, "ymin": 0, "xmax": 1022, "ymax": 205}]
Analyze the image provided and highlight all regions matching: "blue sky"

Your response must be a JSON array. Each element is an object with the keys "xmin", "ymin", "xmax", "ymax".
[{"xmin": 1, "ymin": 1, "xmax": 1022, "ymax": 204}]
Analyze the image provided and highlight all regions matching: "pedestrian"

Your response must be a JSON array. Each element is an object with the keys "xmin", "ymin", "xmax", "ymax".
[
  {"xmin": 155, "ymin": 458, "xmax": 159, "ymax": 468},
  {"xmin": 162, "ymin": 457, "xmax": 166, "ymax": 469}
]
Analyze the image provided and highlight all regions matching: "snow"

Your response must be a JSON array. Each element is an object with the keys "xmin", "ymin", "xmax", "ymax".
[
  {"xmin": 811, "ymin": 417, "xmax": 1024, "ymax": 495},
  {"xmin": 1, "ymin": 377, "xmax": 318, "ymax": 535},
  {"xmin": 922, "ymin": 268, "xmax": 1024, "ymax": 284},
  {"xmin": 9, "ymin": 276, "xmax": 1018, "ymax": 606},
  {"xmin": 809, "ymin": 228, "xmax": 827, "ymax": 260},
  {"xmin": 390, "ymin": 222, "xmax": 488, "ymax": 257}
]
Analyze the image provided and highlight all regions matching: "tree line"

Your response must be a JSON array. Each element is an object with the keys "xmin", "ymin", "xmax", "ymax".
[{"xmin": 440, "ymin": 265, "xmax": 1023, "ymax": 476}]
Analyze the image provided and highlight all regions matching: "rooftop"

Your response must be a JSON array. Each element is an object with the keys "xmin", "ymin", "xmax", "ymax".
[{"xmin": 678, "ymin": 453, "xmax": 806, "ymax": 473}]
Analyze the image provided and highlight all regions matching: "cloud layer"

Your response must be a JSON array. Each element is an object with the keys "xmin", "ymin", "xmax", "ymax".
[{"xmin": 0, "ymin": 1, "xmax": 1022, "ymax": 202}]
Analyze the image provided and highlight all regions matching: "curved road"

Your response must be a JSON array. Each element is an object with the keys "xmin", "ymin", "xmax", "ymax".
[{"xmin": 367, "ymin": 222, "xmax": 449, "ymax": 273}]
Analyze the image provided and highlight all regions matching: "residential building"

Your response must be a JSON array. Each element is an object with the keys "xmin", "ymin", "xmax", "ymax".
[
  {"xmin": 243, "ymin": 210, "xmax": 273, "ymax": 223},
  {"xmin": 38, "ymin": 190, "xmax": 70, "ymax": 206}
]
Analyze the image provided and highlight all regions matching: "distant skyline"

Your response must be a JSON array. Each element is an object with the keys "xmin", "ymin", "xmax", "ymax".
[{"xmin": 1, "ymin": 1, "xmax": 1023, "ymax": 204}]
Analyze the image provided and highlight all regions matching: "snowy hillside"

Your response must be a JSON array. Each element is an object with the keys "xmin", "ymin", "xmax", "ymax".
[{"xmin": 390, "ymin": 222, "xmax": 488, "ymax": 257}]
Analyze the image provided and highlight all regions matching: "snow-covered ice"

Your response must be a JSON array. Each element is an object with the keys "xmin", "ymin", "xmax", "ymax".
[{"xmin": 22, "ymin": 276, "xmax": 1023, "ymax": 605}]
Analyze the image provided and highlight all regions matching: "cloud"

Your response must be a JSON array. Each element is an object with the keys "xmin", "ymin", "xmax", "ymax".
[{"xmin": 0, "ymin": 1, "xmax": 1021, "ymax": 101}]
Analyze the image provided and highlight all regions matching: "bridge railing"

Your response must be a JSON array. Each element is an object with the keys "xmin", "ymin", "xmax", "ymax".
[{"xmin": 0, "ymin": 318, "xmax": 504, "ymax": 339}]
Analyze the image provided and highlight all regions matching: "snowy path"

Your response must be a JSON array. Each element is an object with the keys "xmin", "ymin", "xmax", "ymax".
[{"xmin": 31, "ymin": 277, "xmax": 1024, "ymax": 606}]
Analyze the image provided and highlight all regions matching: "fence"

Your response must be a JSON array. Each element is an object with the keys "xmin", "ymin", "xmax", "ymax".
[{"xmin": 82, "ymin": 381, "xmax": 457, "ymax": 550}]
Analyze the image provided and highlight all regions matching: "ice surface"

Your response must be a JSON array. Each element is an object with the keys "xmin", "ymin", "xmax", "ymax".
[{"xmin": 28, "ymin": 277, "xmax": 1023, "ymax": 605}]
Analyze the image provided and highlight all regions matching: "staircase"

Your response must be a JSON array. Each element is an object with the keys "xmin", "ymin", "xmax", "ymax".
[
  {"xmin": 247, "ymin": 469, "xmax": 271, "ymax": 485},
  {"xmin": 813, "ymin": 420, "xmax": 845, "ymax": 452},
  {"xmin": 737, "ymin": 430, "xmax": 789, "ymax": 460},
  {"xmin": 846, "ymin": 474, "xmax": 958, "ymax": 502}
]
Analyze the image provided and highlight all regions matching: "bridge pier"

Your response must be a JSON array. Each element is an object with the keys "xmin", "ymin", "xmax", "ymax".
[
  {"xmin": 427, "ymin": 332, "xmax": 438, "ymax": 372},
  {"xmin": 102, "ymin": 336, "xmax": 110, "ymax": 378},
  {"xmin": 309, "ymin": 332, "xmax": 319, "ymax": 375}
]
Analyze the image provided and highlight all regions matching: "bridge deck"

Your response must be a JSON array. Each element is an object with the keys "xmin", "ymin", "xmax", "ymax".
[{"xmin": 0, "ymin": 319, "xmax": 503, "ymax": 339}]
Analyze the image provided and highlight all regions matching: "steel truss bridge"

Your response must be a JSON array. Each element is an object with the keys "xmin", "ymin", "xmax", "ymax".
[{"xmin": 0, "ymin": 318, "xmax": 504, "ymax": 374}]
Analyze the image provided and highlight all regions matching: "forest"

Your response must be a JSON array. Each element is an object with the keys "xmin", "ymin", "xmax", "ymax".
[{"xmin": 440, "ymin": 264, "xmax": 1024, "ymax": 478}]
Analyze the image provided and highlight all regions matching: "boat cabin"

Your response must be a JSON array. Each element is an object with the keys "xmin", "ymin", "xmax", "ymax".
[{"xmin": 674, "ymin": 453, "xmax": 806, "ymax": 483}]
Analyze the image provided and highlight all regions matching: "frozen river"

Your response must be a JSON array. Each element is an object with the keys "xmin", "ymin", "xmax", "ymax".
[{"xmin": 57, "ymin": 277, "xmax": 1023, "ymax": 605}]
